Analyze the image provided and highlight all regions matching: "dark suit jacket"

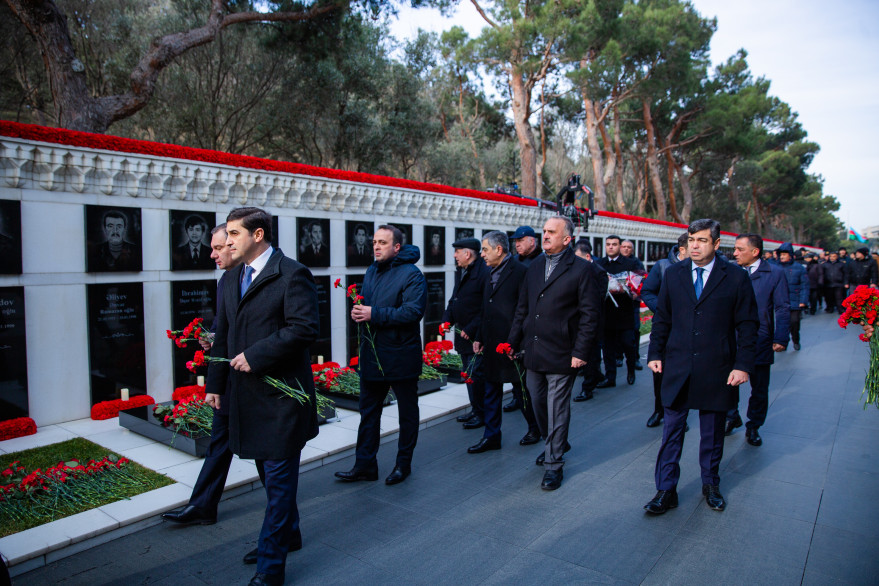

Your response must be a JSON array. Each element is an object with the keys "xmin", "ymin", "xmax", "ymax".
[
  {"xmin": 474, "ymin": 257, "xmax": 527, "ymax": 383},
  {"xmin": 206, "ymin": 248, "xmax": 319, "ymax": 460},
  {"xmin": 508, "ymin": 247, "xmax": 604, "ymax": 374},
  {"xmin": 174, "ymin": 243, "xmax": 215, "ymax": 270},
  {"xmin": 442, "ymin": 259, "xmax": 489, "ymax": 354},
  {"xmin": 750, "ymin": 261, "xmax": 791, "ymax": 365},
  {"xmin": 299, "ymin": 244, "xmax": 330, "ymax": 268},
  {"xmin": 647, "ymin": 256, "xmax": 759, "ymax": 411}
]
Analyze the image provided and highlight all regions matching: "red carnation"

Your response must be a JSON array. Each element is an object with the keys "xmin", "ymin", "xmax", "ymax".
[{"xmin": 334, "ymin": 278, "xmax": 342, "ymax": 288}]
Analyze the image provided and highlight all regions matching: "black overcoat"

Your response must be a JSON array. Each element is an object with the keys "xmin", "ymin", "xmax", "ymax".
[
  {"xmin": 473, "ymin": 257, "xmax": 527, "ymax": 383},
  {"xmin": 442, "ymin": 259, "xmax": 489, "ymax": 353},
  {"xmin": 508, "ymin": 247, "xmax": 604, "ymax": 374},
  {"xmin": 647, "ymin": 257, "xmax": 759, "ymax": 412},
  {"xmin": 206, "ymin": 248, "xmax": 319, "ymax": 460}
]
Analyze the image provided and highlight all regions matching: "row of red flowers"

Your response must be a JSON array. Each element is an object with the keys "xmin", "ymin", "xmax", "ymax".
[
  {"xmin": 1, "ymin": 455, "xmax": 129, "ymax": 499},
  {"xmin": 0, "ymin": 417, "xmax": 37, "ymax": 442},
  {"xmin": 90, "ymin": 395, "xmax": 155, "ymax": 420}
]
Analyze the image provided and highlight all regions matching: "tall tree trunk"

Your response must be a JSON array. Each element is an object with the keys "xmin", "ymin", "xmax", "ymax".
[
  {"xmin": 457, "ymin": 85, "xmax": 487, "ymax": 189},
  {"xmin": 661, "ymin": 143, "xmax": 682, "ymax": 223},
  {"xmin": 612, "ymin": 105, "xmax": 625, "ymax": 210},
  {"xmin": 642, "ymin": 99, "xmax": 667, "ymax": 221},
  {"xmin": 583, "ymin": 92, "xmax": 607, "ymax": 210},
  {"xmin": 673, "ymin": 159, "xmax": 694, "ymax": 224},
  {"xmin": 509, "ymin": 71, "xmax": 537, "ymax": 197},
  {"xmin": 536, "ymin": 81, "xmax": 547, "ymax": 194}
]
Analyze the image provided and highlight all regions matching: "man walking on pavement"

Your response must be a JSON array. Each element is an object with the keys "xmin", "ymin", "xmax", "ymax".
[{"xmin": 775, "ymin": 243, "xmax": 808, "ymax": 351}]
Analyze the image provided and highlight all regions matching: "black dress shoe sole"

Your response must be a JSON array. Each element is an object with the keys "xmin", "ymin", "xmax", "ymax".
[{"xmin": 467, "ymin": 442, "xmax": 501, "ymax": 453}]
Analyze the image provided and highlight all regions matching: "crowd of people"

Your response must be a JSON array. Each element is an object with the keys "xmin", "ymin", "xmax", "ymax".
[{"xmin": 159, "ymin": 207, "xmax": 877, "ymax": 585}]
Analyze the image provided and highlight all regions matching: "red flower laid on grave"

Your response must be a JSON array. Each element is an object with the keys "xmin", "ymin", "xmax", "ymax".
[
  {"xmin": 90, "ymin": 395, "xmax": 156, "ymax": 420},
  {"xmin": 0, "ymin": 417, "xmax": 37, "ymax": 441}
]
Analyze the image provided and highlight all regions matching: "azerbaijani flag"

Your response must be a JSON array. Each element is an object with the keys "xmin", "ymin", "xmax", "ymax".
[{"xmin": 847, "ymin": 226, "xmax": 867, "ymax": 243}]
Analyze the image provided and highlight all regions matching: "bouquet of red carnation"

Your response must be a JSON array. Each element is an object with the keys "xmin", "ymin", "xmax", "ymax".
[
  {"xmin": 336, "ymin": 281, "xmax": 383, "ymax": 375},
  {"xmin": 166, "ymin": 317, "xmax": 213, "ymax": 348},
  {"xmin": 186, "ymin": 350, "xmax": 312, "ymax": 405},
  {"xmin": 606, "ymin": 270, "xmax": 647, "ymax": 304},
  {"xmin": 838, "ymin": 285, "xmax": 879, "ymax": 408},
  {"xmin": 496, "ymin": 343, "xmax": 526, "ymax": 398}
]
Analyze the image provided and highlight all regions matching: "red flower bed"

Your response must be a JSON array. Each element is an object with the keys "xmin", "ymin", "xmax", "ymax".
[
  {"xmin": 0, "ymin": 121, "xmax": 537, "ymax": 208},
  {"xmin": 90, "ymin": 395, "xmax": 155, "ymax": 420},
  {"xmin": 172, "ymin": 385, "xmax": 206, "ymax": 402},
  {"xmin": 0, "ymin": 417, "xmax": 37, "ymax": 441}
]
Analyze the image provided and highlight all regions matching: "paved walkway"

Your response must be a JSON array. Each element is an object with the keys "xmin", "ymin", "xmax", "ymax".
[{"xmin": 15, "ymin": 312, "xmax": 879, "ymax": 585}]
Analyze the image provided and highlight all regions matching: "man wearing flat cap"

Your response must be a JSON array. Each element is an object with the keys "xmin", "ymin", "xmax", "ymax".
[{"xmin": 443, "ymin": 237, "xmax": 489, "ymax": 429}]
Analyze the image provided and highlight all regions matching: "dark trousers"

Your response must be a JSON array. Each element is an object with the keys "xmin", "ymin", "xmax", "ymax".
[
  {"xmin": 188, "ymin": 406, "xmax": 234, "ymax": 514},
  {"xmin": 603, "ymin": 328, "xmax": 637, "ymax": 383},
  {"xmin": 655, "ymin": 407, "xmax": 725, "ymax": 490},
  {"xmin": 728, "ymin": 364, "xmax": 771, "ymax": 429},
  {"xmin": 526, "ymin": 370, "xmax": 576, "ymax": 471},
  {"xmin": 809, "ymin": 288, "xmax": 821, "ymax": 313},
  {"xmin": 482, "ymin": 381, "xmax": 504, "ymax": 440},
  {"xmin": 460, "ymin": 352, "xmax": 485, "ymax": 418},
  {"xmin": 651, "ymin": 371, "xmax": 663, "ymax": 414},
  {"xmin": 507, "ymin": 379, "xmax": 540, "ymax": 434},
  {"xmin": 789, "ymin": 309, "xmax": 802, "ymax": 344},
  {"xmin": 580, "ymin": 342, "xmax": 604, "ymax": 391},
  {"xmin": 825, "ymin": 286, "xmax": 845, "ymax": 313},
  {"xmin": 254, "ymin": 456, "xmax": 301, "ymax": 577},
  {"xmin": 355, "ymin": 378, "xmax": 419, "ymax": 470}
]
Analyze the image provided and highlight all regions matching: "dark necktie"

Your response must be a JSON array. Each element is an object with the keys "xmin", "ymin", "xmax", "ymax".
[
  {"xmin": 695, "ymin": 267, "xmax": 704, "ymax": 299},
  {"xmin": 240, "ymin": 265, "xmax": 254, "ymax": 299},
  {"xmin": 191, "ymin": 248, "xmax": 198, "ymax": 264}
]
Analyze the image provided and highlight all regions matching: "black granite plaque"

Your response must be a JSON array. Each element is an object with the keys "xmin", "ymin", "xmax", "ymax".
[
  {"xmin": 311, "ymin": 275, "xmax": 332, "ymax": 363},
  {"xmin": 423, "ymin": 272, "xmax": 446, "ymax": 347},
  {"xmin": 171, "ymin": 280, "xmax": 217, "ymax": 388},
  {"xmin": 390, "ymin": 223, "xmax": 412, "ymax": 247},
  {"xmin": 87, "ymin": 282, "xmax": 146, "ymax": 405},
  {"xmin": 345, "ymin": 274, "xmax": 366, "ymax": 364},
  {"xmin": 454, "ymin": 227, "xmax": 474, "ymax": 242},
  {"xmin": 297, "ymin": 218, "xmax": 330, "ymax": 268},
  {"xmin": 0, "ymin": 287, "xmax": 28, "ymax": 420},
  {"xmin": 170, "ymin": 210, "xmax": 216, "ymax": 270},
  {"xmin": 346, "ymin": 221, "xmax": 374, "ymax": 267},
  {"xmin": 424, "ymin": 226, "xmax": 445, "ymax": 266},
  {"xmin": 85, "ymin": 205, "xmax": 143, "ymax": 272},
  {"xmin": 0, "ymin": 200, "xmax": 22, "ymax": 275}
]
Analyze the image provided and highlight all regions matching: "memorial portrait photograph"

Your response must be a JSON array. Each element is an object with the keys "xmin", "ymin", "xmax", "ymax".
[
  {"xmin": 455, "ymin": 227, "xmax": 475, "ymax": 241},
  {"xmin": 424, "ymin": 226, "xmax": 445, "ymax": 266},
  {"xmin": 85, "ymin": 205, "xmax": 143, "ymax": 273},
  {"xmin": 0, "ymin": 200, "xmax": 23, "ymax": 275},
  {"xmin": 390, "ymin": 223, "xmax": 412, "ymax": 247},
  {"xmin": 297, "ymin": 217, "xmax": 330, "ymax": 268},
  {"xmin": 346, "ymin": 220, "xmax": 374, "ymax": 267},
  {"xmin": 170, "ymin": 210, "xmax": 216, "ymax": 271}
]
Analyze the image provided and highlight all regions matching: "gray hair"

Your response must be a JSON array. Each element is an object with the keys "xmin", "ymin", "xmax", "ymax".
[
  {"xmin": 547, "ymin": 216, "xmax": 575, "ymax": 238},
  {"xmin": 482, "ymin": 230, "xmax": 509, "ymax": 254},
  {"xmin": 210, "ymin": 222, "xmax": 227, "ymax": 236}
]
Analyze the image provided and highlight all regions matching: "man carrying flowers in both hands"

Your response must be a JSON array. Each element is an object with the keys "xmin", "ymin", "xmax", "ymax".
[
  {"xmin": 206, "ymin": 207, "xmax": 320, "ymax": 586},
  {"xmin": 335, "ymin": 225, "xmax": 427, "ymax": 486}
]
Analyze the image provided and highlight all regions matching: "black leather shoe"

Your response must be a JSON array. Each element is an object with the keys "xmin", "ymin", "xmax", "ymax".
[
  {"xmin": 334, "ymin": 467, "xmax": 378, "ymax": 482},
  {"xmin": 519, "ymin": 430, "xmax": 541, "ymax": 445},
  {"xmin": 626, "ymin": 371, "xmax": 636, "ymax": 385},
  {"xmin": 541, "ymin": 469, "xmax": 563, "ymax": 490},
  {"xmin": 702, "ymin": 484, "xmax": 726, "ymax": 511},
  {"xmin": 794, "ymin": 342, "xmax": 801, "ymax": 351},
  {"xmin": 385, "ymin": 466, "xmax": 410, "ymax": 485},
  {"xmin": 248, "ymin": 572, "xmax": 283, "ymax": 586},
  {"xmin": 243, "ymin": 530, "xmax": 302, "ymax": 564},
  {"xmin": 502, "ymin": 399, "xmax": 518, "ymax": 413},
  {"xmin": 462, "ymin": 417, "xmax": 485, "ymax": 429},
  {"xmin": 644, "ymin": 489, "xmax": 678, "ymax": 514},
  {"xmin": 573, "ymin": 390, "xmax": 594, "ymax": 402},
  {"xmin": 746, "ymin": 427, "xmax": 763, "ymax": 446},
  {"xmin": 468, "ymin": 437, "xmax": 501, "ymax": 453},
  {"xmin": 456, "ymin": 411, "xmax": 475, "ymax": 422},
  {"xmin": 162, "ymin": 505, "xmax": 216, "ymax": 525},
  {"xmin": 646, "ymin": 412, "xmax": 663, "ymax": 428},
  {"xmin": 596, "ymin": 378, "xmax": 616, "ymax": 389},
  {"xmin": 724, "ymin": 414, "xmax": 743, "ymax": 436},
  {"xmin": 634, "ymin": 360, "xmax": 644, "ymax": 370},
  {"xmin": 536, "ymin": 442, "xmax": 571, "ymax": 466}
]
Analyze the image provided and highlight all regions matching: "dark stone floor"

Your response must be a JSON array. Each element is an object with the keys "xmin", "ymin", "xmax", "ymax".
[{"xmin": 17, "ymin": 311, "xmax": 879, "ymax": 585}]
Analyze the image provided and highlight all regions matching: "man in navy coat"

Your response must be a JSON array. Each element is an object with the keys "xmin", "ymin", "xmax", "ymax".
[
  {"xmin": 644, "ymin": 219, "xmax": 758, "ymax": 515},
  {"xmin": 206, "ymin": 207, "xmax": 319, "ymax": 586},
  {"xmin": 725, "ymin": 234, "xmax": 790, "ymax": 446}
]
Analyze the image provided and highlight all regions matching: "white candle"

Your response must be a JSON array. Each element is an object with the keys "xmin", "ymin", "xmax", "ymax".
[
  {"xmin": 437, "ymin": 336, "xmax": 442, "ymax": 342},
  {"xmin": 317, "ymin": 355, "xmax": 324, "ymax": 364},
  {"xmin": 120, "ymin": 388, "xmax": 129, "ymax": 401},
  {"xmin": 197, "ymin": 375, "xmax": 205, "ymax": 386}
]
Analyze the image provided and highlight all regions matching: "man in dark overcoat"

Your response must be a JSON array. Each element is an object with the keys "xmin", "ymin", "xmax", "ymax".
[
  {"xmin": 725, "ymin": 234, "xmax": 789, "ymax": 447},
  {"xmin": 442, "ymin": 237, "xmax": 489, "ymax": 429},
  {"xmin": 508, "ymin": 217, "xmax": 604, "ymax": 490},
  {"xmin": 644, "ymin": 219, "xmax": 758, "ymax": 515},
  {"xmin": 469, "ymin": 231, "xmax": 529, "ymax": 452},
  {"xmin": 206, "ymin": 207, "xmax": 319, "ymax": 586},
  {"xmin": 335, "ymin": 225, "xmax": 427, "ymax": 485}
]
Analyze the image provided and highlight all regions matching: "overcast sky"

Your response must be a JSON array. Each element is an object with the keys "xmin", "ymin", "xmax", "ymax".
[{"xmin": 388, "ymin": 0, "xmax": 879, "ymax": 231}]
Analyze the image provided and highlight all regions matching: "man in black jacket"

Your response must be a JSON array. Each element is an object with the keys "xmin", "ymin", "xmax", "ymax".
[
  {"xmin": 595, "ymin": 235, "xmax": 641, "ymax": 387},
  {"xmin": 469, "ymin": 231, "xmax": 529, "ymax": 453},
  {"xmin": 444, "ymin": 238, "xmax": 490, "ymax": 429},
  {"xmin": 508, "ymin": 217, "xmax": 604, "ymax": 490},
  {"xmin": 822, "ymin": 252, "xmax": 847, "ymax": 313},
  {"xmin": 572, "ymin": 239, "xmax": 607, "ymax": 402},
  {"xmin": 846, "ymin": 247, "xmax": 878, "ymax": 289},
  {"xmin": 336, "ymin": 225, "xmax": 427, "ymax": 486},
  {"xmin": 512, "ymin": 225, "xmax": 542, "ymax": 267},
  {"xmin": 206, "ymin": 207, "xmax": 319, "ymax": 586}
]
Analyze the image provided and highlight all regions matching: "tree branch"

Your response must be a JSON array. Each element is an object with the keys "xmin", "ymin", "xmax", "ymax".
[{"xmin": 469, "ymin": 0, "xmax": 499, "ymax": 30}]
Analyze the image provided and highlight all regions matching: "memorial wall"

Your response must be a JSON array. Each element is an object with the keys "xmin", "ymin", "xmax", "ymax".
[{"xmin": 0, "ymin": 124, "xmax": 558, "ymax": 426}]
